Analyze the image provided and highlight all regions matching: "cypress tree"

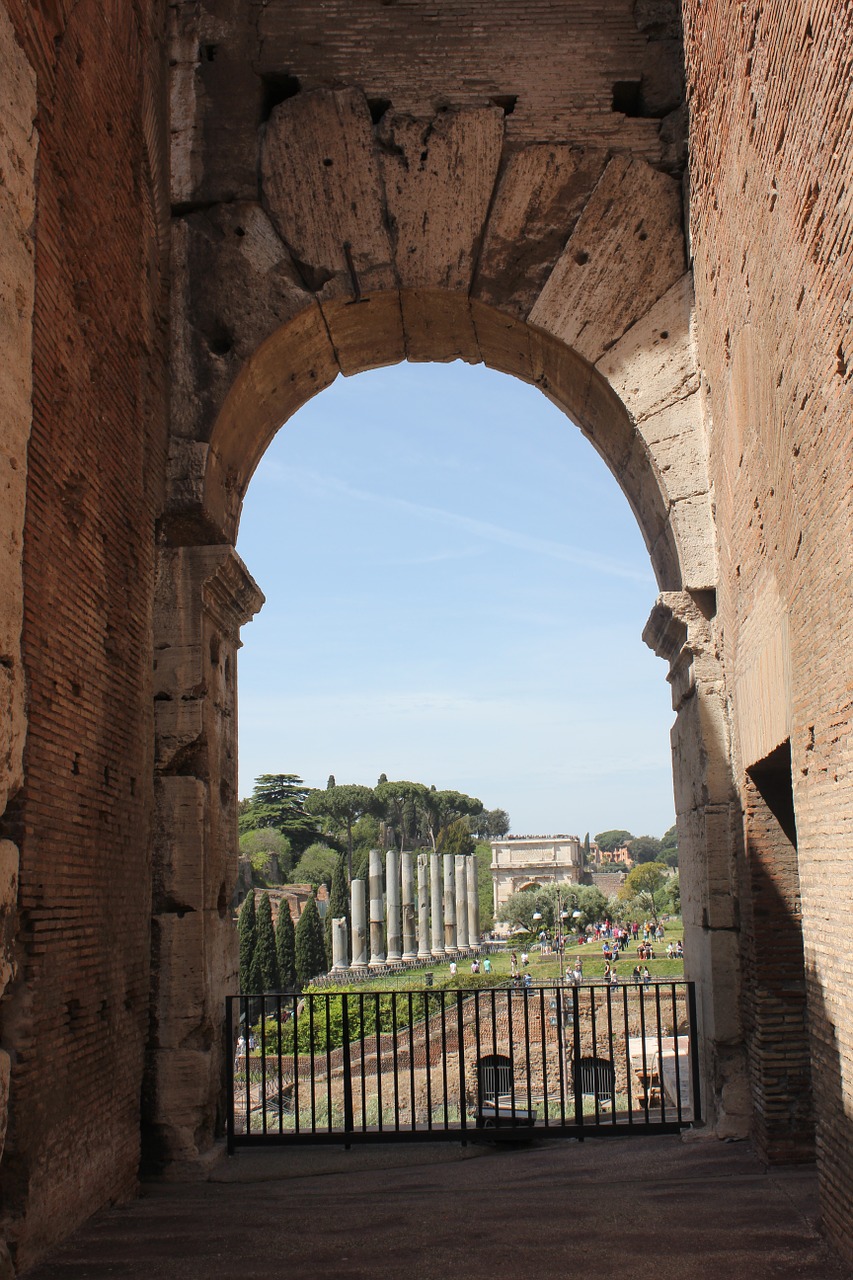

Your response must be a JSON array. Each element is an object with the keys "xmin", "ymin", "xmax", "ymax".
[
  {"xmin": 295, "ymin": 895, "xmax": 328, "ymax": 985},
  {"xmin": 247, "ymin": 941, "xmax": 263, "ymax": 995},
  {"xmin": 255, "ymin": 892, "xmax": 280, "ymax": 991},
  {"xmin": 325, "ymin": 853, "xmax": 350, "ymax": 966},
  {"xmin": 276, "ymin": 896, "xmax": 297, "ymax": 990},
  {"xmin": 237, "ymin": 890, "xmax": 257, "ymax": 993}
]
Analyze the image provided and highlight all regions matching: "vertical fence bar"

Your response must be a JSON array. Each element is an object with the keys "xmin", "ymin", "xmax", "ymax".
[
  {"xmin": 425, "ymin": 992, "xmax": 434, "ymax": 1131},
  {"xmin": 670, "ymin": 983, "xmax": 683, "ymax": 1124},
  {"xmin": 654, "ymin": 982, "xmax": 666, "ymax": 1124},
  {"xmin": 572, "ymin": 984, "xmax": 582, "ymax": 1136},
  {"xmin": 359, "ymin": 992, "xmax": 366, "ymax": 1133},
  {"xmin": 276, "ymin": 994, "xmax": 284, "ymax": 1137},
  {"xmin": 522, "ymin": 981, "xmax": 533, "ymax": 1121},
  {"xmin": 440, "ymin": 991, "xmax": 449, "ymax": 1130},
  {"xmin": 225, "ymin": 997, "xmax": 235, "ymax": 1154},
  {"xmin": 325, "ymin": 994, "xmax": 333, "ymax": 1134},
  {"xmin": 637, "ymin": 981, "xmax": 649, "ymax": 1124},
  {"xmin": 507, "ymin": 988, "xmax": 517, "ymax": 1123},
  {"xmin": 539, "ymin": 987, "xmax": 550, "ymax": 1129},
  {"xmin": 292, "ymin": 993, "xmax": 300, "ymax": 1136},
  {"xmin": 457, "ymin": 993, "xmax": 467, "ymax": 1135},
  {"xmin": 589, "ymin": 984, "xmax": 600, "ymax": 1125},
  {"xmin": 688, "ymin": 981, "xmax": 702, "ymax": 1123},
  {"xmin": 241, "ymin": 995, "xmax": 249, "ymax": 1138},
  {"xmin": 605, "ymin": 984, "xmax": 616, "ymax": 1127},
  {"xmin": 374, "ymin": 993, "xmax": 383, "ymax": 1133},
  {"xmin": 407, "ymin": 991, "xmax": 416, "ymax": 1131},
  {"xmin": 341, "ymin": 994, "xmax": 354, "ymax": 1139},
  {"xmin": 622, "ymin": 983, "xmax": 634, "ymax": 1127},
  {"xmin": 258, "ymin": 995, "xmax": 266, "ymax": 1135},
  {"xmin": 309, "ymin": 996, "xmax": 317, "ymax": 1134},
  {"xmin": 392, "ymin": 992, "xmax": 400, "ymax": 1133}
]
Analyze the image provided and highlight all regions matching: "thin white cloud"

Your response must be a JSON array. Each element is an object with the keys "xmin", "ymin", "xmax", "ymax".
[{"xmin": 260, "ymin": 463, "xmax": 654, "ymax": 585}]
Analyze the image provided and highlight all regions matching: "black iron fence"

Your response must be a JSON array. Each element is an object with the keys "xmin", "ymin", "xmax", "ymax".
[{"xmin": 226, "ymin": 981, "xmax": 701, "ymax": 1150}]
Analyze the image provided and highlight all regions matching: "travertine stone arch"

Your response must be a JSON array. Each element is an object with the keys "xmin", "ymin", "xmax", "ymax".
[{"xmin": 155, "ymin": 84, "xmax": 745, "ymax": 1163}]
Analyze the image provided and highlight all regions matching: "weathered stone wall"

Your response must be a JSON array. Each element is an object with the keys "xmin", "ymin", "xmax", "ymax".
[
  {"xmin": 683, "ymin": 0, "xmax": 853, "ymax": 1259},
  {"xmin": 0, "ymin": 1, "xmax": 169, "ymax": 1270},
  {"xmin": 0, "ymin": 4, "xmax": 36, "ymax": 1213}
]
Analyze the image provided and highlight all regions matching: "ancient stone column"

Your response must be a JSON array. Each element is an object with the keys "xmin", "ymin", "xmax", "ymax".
[
  {"xmin": 430, "ymin": 850, "xmax": 445, "ymax": 958},
  {"xmin": 331, "ymin": 917, "xmax": 349, "ymax": 971},
  {"xmin": 443, "ymin": 853, "xmax": 457, "ymax": 952},
  {"xmin": 417, "ymin": 853, "xmax": 431, "ymax": 959},
  {"xmin": 401, "ymin": 850, "xmax": 417, "ymax": 961},
  {"xmin": 368, "ymin": 848, "xmax": 385, "ymax": 966},
  {"xmin": 386, "ymin": 847, "xmax": 402, "ymax": 964},
  {"xmin": 351, "ymin": 879, "xmax": 367, "ymax": 968},
  {"xmin": 455, "ymin": 854, "xmax": 470, "ymax": 951},
  {"xmin": 466, "ymin": 853, "xmax": 480, "ymax": 946}
]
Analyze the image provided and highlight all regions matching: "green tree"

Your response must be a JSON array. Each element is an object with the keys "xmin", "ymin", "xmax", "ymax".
[
  {"xmin": 375, "ymin": 780, "xmax": 428, "ymax": 854},
  {"xmin": 237, "ymin": 890, "xmax": 257, "ymax": 993},
  {"xmin": 594, "ymin": 828, "xmax": 634, "ymax": 853},
  {"xmin": 292, "ymin": 842, "xmax": 338, "ymax": 889},
  {"xmin": 663, "ymin": 873, "xmax": 680, "ymax": 914},
  {"xmin": 660, "ymin": 823, "xmax": 679, "ymax": 867},
  {"xmin": 305, "ymin": 783, "xmax": 378, "ymax": 878},
  {"xmin": 238, "ymin": 774, "xmax": 322, "ymax": 854},
  {"xmin": 324, "ymin": 852, "xmax": 350, "ymax": 966},
  {"xmin": 239, "ymin": 827, "xmax": 294, "ymax": 880},
  {"xmin": 583, "ymin": 832, "xmax": 591, "ymax": 864},
  {"xmin": 618, "ymin": 861, "xmax": 670, "ymax": 923},
  {"xmin": 295, "ymin": 895, "xmax": 328, "ymax": 985},
  {"xmin": 468, "ymin": 807, "xmax": 509, "ymax": 840},
  {"xmin": 254, "ymin": 892, "xmax": 280, "ymax": 991},
  {"xmin": 629, "ymin": 834, "xmax": 663, "ymax": 864},
  {"xmin": 441, "ymin": 817, "xmax": 475, "ymax": 856},
  {"xmin": 419, "ymin": 787, "xmax": 483, "ymax": 851},
  {"xmin": 275, "ymin": 897, "xmax": 297, "ymax": 990}
]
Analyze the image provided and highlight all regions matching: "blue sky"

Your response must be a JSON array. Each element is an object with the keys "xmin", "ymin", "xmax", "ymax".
[{"xmin": 235, "ymin": 360, "xmax": 676, "ymax": 840}]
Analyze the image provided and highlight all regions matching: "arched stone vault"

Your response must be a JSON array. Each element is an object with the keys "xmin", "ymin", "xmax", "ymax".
[
  {"xmin": 168, "ymin": 88, "xmax": 713, "ymax": 592},
  {"xmin": 154, "ymin": 84, "xmax": 744, "ymax": 1161}
]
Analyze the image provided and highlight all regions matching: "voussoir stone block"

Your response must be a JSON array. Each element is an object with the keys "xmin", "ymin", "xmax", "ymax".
[
  {"xmin": 261, "ymin": 87, "xmax": 395, "ymax": 302},
  {"xmin": 474, "ymin": 143, "xmax": 608, "ymax": 317},
  {"xmin": 596, "ymin": 272, "xmax": 700, "ymax": 422},
  {"xmin": 379, "ymin": 106, "xmax": 504, "ymax": 291},
  {"xmin": 529, "ymin": 155, "xmax": 686, "ymax": 365}
]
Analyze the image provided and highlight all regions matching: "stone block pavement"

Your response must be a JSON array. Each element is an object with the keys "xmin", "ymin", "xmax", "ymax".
[{"xmin": 22, "ymin": 1133, "xmax": 850, "ymax": 1279}]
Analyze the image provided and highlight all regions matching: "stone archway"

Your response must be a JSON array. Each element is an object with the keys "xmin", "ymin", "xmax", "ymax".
[{"xmin": 150, "ymin": 85, "xmax": 746, "ymax": 1163}]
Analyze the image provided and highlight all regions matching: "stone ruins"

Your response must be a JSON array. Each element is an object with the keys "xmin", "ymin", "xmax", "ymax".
[
  {"xmin": 331, "ymin": 849, "xmax": 480, "ymax": 971},
  {"xmin": 490, "ymin": 835, "xmax": 584, "ymax": 914},
  {"xmin": 0, "ymin": 0, "xmax": 851, "ymax": 1271}
]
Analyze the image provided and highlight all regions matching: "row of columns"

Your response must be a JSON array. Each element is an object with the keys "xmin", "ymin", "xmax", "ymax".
[{"xmin": 330, "ymin": 849, "xmax": 481, "ymax": 971}]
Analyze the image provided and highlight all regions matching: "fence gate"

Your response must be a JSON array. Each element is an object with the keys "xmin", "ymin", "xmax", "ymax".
[{"xmin": 226, "ymin": 981, "xmax": 701, "ymax": 1150}]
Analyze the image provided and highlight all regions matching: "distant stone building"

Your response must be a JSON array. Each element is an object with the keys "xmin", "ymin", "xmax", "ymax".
[
  {"xmin": 600, "ymin": 846, "xmax": 633, "ymax": 867},
  {"xmin": 490, "ymin": 835, "xmax": 583, "ymax": 916}
]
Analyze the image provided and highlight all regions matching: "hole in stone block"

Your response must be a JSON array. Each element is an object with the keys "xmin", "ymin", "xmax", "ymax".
[
  {"xmin": 747, "ymin": 742, "xmax": 797, "ymax": 846},
  {"xmin": 367, "ymin": 97, "xmax": 392, "ymax": 124},
  {"xmin": 490, "ymin": 95, "xmax": 517, "ymax": 115},
  {"xmin": 259, "ymin": 72, "xmax": 301, "ymax": 122},
  {"xmin": 574, "ymin": 250, "xmax": 590, "ymax": 266},
  {"xmin": 612, "ymin": 80, "xmax": 643, "ymax": 116},
  {"xmin": 201, "ymin": 44, "xmax": 218, "ymax": 62}
]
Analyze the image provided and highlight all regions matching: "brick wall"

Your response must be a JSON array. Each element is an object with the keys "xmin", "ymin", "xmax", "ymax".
[
  {"xmin": 0, "ymin": 1, "xmax": 168, "ymax": 1269},
  {"xmin": 683, "ymin": 0, "xmax": 853, "ymax": 1258}
]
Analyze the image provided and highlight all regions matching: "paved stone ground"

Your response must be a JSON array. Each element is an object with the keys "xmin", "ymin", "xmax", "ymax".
[{"xmin": 22, "ymin": 1134, "xmax": 850, "ymax": 1279}]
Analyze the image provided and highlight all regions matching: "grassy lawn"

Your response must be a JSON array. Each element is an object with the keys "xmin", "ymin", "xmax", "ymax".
[{"xmin": 312, "ymin": 919, "xmax": 685, "ymax": 992}]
